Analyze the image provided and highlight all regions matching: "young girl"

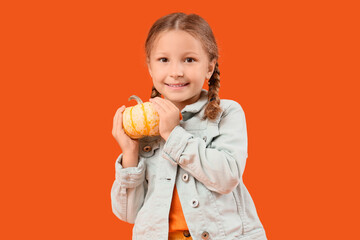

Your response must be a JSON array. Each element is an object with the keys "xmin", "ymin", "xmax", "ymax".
[{"xmin": 111, "ymin": 12, "xmax": 267, "ymax": 240}]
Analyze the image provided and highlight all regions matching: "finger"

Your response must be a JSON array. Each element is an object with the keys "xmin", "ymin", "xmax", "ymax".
[
  {"xmin": 161, "ymin": 98, "xmax": 177, "ymax": 110},
  {"xmin": 150, "ymin": 97, "xmax": 171, "ymax": 112},
  {"xmin": 154, "ymin": 98, "xmax": 181, "ymax": 120},
  {"xmin": 156, "ymin": 98, "xmax": 181, "ymax": 117},
  {"xmin": 117, "ymin": 106, "xmax": 126, "ymax": 131},
  {"xmin": 113, "ymin": 106, "xmax": 125, "ymax": 135},
  {"xmin": 150, "ymin": 98, "xmax": 182, "ymax": 122},
  {"xmin": 150, "ymin": 98, "xmax": 167, "ymax": 115},
  {"xmin": 113, "ymin": 108, "xmax": 120, "ymax": 135},
  {"xmin": 150, "ymin": 100, "xmax": 165, "ymax": 116}
]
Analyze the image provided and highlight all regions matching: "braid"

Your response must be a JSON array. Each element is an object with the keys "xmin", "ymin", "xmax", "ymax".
[
  {"xmin": 150, "ymin": 85, "xmax": 161, "ymax": 98},
  {"xmin": 204, "ymin": 62, "xmax": 221, "ymax": 120}
]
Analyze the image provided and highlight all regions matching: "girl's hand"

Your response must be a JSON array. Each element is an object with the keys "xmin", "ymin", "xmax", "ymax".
[
  {"xmin": 149, "ymin": 97, "xmax": 180, "ymax": 141},
  {"xmin": 112, "ymin": 105, "xmax": 139, "ymax": 167}
]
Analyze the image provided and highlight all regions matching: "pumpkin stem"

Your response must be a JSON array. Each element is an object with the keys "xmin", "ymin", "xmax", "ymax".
[{"xmin": 128, "ymin": 95, "xmax": 143, "ymax": 105}]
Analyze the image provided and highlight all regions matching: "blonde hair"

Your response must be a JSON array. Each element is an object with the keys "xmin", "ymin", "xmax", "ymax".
[{"xmin": 145, "ymin": 12, "xmax": 221, "ymax": 120}]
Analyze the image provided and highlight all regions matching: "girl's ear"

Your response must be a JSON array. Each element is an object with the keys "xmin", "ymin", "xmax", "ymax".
[{"xmin": 206, "ymin": 59, "xmax": 217, "ymax": 79}]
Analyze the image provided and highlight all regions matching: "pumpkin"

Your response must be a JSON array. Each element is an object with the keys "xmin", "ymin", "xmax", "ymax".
[{"xmin": 123, "ymin": 95, "xmax": 160, "ymax": 139}]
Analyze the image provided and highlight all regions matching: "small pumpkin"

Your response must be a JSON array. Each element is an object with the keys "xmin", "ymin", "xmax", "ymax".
[{"xmin": 123, "ymin": 95, "xmax": 160, "ymax": 139}]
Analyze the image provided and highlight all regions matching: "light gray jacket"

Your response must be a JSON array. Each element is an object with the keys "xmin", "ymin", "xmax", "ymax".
[{"xmin": 111, "ymin": 90, "xmax": 267, "ymax": 240}]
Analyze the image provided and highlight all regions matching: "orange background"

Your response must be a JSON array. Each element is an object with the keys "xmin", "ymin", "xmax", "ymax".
[{"xmin": 1, "ymin": 0, "xmax": 359, "ymax": 239}]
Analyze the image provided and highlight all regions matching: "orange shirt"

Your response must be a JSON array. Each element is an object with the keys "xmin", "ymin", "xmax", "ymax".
[{"xmin": 168, "ymin": 186, "xmax": 188, "ymax": 232}]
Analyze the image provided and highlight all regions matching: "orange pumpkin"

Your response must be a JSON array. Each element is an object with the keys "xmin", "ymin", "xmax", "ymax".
[{"xmin": 123, "ymin": 95, "xmax": 160, "ymax": 139}]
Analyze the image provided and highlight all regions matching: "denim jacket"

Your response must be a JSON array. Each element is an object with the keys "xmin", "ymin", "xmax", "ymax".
[{"xmin": 111, "ymin": 90, "xmax": 267, "ymax": 240}]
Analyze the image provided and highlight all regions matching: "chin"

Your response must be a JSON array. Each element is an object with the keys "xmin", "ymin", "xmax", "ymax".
[{"xmin": 166, "ymin": 96, "xmax": 185, "ymax": 103}]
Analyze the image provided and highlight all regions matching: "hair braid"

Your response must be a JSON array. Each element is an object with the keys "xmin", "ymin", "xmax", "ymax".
[
  {"xmin": 150, "ymin": 85, "xmax": 161, "ymax": 98},
  {"xmin": 204, "ymin": 62, "xmax": 221, "ymax": 120}
]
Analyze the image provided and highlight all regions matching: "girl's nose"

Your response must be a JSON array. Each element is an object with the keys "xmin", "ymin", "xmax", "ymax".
[{"xmin": 169, "ymin": 62, "xmax": 184, "ymax": 79}]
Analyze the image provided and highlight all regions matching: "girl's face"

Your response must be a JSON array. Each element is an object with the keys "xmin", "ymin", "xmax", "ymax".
[{"xmin": 147, "ymin": 30, "xmax": 216, "ymax": 110}]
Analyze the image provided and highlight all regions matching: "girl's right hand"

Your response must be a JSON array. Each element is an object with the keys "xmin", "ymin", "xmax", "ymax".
[{"xmin": 112, "ymin": 105, "xmax": 139, "ymax": 167}]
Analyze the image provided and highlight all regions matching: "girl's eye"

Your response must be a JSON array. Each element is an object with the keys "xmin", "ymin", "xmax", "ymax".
[
  {"xmin": 159, "ymin": 58, "xmax": 168, "ymax": 62},
  {"xmin": 185, "ymin": 57, "xmax": 195, "ymax": 63}
]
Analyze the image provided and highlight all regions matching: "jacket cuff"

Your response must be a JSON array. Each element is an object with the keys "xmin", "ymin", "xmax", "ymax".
[
  {"xmin": 161, "ymin": 126, "xmax": 193, "ymax": 164},
  {"xmin": 115, "ymin": 154, "xmax": 145, "ymax": 188}
]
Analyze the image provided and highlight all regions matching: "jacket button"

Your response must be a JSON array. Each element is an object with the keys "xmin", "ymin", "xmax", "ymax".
[
  {"xmin": 183, "ymin": 230, "xmax": 191, "ymax": 237},
  {"xmin": 190, "ymin": 199, "xmax": 199, "ymax": 208},
  {"xmin": 202, "ymin": 136, "xmax": 207, "ymax": 142},
  {"xmin": 182, "ymin": 173, "xmax": 189, "ymax": 182},
  {"xmin": 142, "ymin": 145, "xmax": 152, "ymax": 152},
  {"xmin": 201, "ymin": 231, "xmax": 209, "ymax": 239}
]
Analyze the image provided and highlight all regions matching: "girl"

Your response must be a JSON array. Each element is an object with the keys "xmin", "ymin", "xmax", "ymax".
[{"xmin": 111, "ymin": 12, "xmax": 267, "ymax": 240}]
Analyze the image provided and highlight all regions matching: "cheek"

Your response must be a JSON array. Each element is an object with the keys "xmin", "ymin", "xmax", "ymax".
[
  {"xmin": 152, "ymin": 75, "xmax": 164, "ymax": 86},
  {"xmin": 151, "ymin": 66, "xmax": 166, "ymax": 79},
  {"xmin": 192, "ymin": 68, "xmax": 208, "ymax": 82}
]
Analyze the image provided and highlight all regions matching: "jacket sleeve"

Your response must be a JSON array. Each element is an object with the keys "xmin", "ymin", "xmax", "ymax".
[
  {"xmin": 110, "ymin": 153, "xmax": 147, "ymax": 224},
  {"xmin": 161, "ymin": 101, "xmax": 248, "ymax": 194}
]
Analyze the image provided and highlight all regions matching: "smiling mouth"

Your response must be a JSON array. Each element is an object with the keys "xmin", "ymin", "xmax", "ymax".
[{"xmin": 166, "ymin": 83, "xmax": 189, "ymax": 88}]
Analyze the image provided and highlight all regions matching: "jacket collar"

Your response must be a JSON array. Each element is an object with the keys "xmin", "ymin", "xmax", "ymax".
[{"xmin": 181, "ymin": 89, "xmax": 208, "ymax": 120}]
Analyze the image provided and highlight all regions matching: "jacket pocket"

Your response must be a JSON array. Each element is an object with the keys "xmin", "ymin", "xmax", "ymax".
[
  {"xmin": 138, "ymin": 136, "xmax": 161, "ymax": 158},
  {"xmin": 204, "ymin": 122, "xmax": 220, "ymax": 147},
  {"xmin": 185, "ymin": 120, "xmax": 220, "ymax": 148}
]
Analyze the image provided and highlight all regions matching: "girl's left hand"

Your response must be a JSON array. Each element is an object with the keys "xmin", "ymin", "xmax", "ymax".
[{"xmin": 149, "ymin": 97, "xmax": 180, "ymax": 141}]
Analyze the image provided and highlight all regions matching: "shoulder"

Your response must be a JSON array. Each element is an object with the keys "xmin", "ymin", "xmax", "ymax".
[
  {"xmin": 219, "ymin": 99, "xmax": 246, "ymax": 118},
  {"xmin": 203, "ymin": 99, "xmax": 246, "ymax": 124}
]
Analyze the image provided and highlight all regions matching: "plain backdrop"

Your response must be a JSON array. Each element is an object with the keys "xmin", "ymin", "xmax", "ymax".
[{"xmin": 1, "ymin": 0, "xmax": 359, "ymax": 239}]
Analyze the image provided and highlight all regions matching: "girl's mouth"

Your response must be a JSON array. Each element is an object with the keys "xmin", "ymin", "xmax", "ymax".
[{"xmin": 166, "ymin": 83, "xmax": 189, "ymax": 88}]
